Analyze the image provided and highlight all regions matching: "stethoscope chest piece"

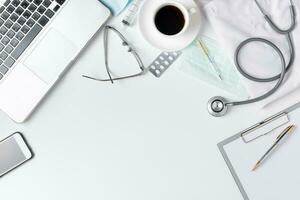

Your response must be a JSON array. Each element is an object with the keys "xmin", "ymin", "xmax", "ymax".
[{"xmin": 207, "ymin": 96, "xmax": 229, "ymax": 117}]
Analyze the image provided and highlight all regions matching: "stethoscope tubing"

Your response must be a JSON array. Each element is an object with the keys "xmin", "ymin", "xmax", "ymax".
[{"xmin": 226, "ymin": 4, "xmax": 296, "ymax": 107}]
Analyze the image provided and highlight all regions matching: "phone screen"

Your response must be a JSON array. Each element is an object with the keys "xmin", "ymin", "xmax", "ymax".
[{"xmin": 0, "ymin": 134, "xmax": 32, "ymax": 176}]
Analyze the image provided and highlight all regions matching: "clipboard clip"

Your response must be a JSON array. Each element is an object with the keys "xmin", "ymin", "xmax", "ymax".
[{"xmin": 241, "ymin": 112, "xmax": 290, "ymax": 143}]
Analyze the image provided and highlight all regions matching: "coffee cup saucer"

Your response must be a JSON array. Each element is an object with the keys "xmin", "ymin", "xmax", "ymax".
[{"xmin": 138, "ymin": 0, "xmax": 201, "ymax": 51}]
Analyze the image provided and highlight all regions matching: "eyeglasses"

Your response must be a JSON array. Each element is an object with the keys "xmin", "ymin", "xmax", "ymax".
[{"xmin": 82, "ymin": 26, "xmax": 147, "ymax": 84}]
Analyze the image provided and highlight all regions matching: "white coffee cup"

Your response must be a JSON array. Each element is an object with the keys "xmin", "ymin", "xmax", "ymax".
[
  {"xmin": 153, "ymin": 1, "xmax": 197, "ymax": 37},
  {"xmin": 139, "ymin": 0, "xmax": 201, "ymax": 51}
]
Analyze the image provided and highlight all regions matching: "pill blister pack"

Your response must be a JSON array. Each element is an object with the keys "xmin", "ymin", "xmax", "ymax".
[{"xmin": 148, "ymin": 51, "xmax": 182, "ymax": 78}]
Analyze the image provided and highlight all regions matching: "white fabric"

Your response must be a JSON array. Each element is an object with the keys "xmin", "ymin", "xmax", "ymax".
[{"xmin": 204, "ymin": 0, "xmax": 300, "ymax": 107}]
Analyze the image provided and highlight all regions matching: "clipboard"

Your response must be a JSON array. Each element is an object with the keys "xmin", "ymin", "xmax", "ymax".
[{"xmin": 218, "ymin": 102, "xmax": 300, "ymax": 200}]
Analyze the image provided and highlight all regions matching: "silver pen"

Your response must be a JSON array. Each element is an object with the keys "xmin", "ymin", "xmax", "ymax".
[{"xmin": 252, "ymin": 125, "xmax": 296, "ymax": 171}]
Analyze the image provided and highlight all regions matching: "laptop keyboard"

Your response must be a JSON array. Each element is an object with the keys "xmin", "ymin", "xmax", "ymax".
[{"xmin": 0, "ymin": 0, "xmax": 65, "ymax": 80}]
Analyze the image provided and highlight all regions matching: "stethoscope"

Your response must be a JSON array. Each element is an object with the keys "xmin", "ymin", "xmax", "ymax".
[{"xmin": 208, "ymin": 0, "xmax": 297, "ymax": 117}]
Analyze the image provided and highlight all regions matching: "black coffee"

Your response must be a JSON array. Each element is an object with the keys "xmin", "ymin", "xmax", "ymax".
[{"xmin": 155, "ymin": 5, "xmax": 185, "ymax": 36}]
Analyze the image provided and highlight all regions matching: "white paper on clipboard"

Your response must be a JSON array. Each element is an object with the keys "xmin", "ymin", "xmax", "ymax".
[{"xmin": 218, "ymin": 102, "xmax": 300, "ymax": 200}]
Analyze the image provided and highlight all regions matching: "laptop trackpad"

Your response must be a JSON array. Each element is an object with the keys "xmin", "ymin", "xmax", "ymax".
[{"xmin": 24, "ymin": 28, "xmax": 78, "ymax": 84}]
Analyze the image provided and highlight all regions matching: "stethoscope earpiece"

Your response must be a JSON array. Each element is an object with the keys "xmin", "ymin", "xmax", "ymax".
[{"xmin": 207, "ymin": 96, "xmax": 229, "ymax": 117}]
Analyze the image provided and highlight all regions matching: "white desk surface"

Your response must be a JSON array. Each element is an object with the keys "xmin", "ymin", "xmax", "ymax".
[{"xmin": 1, "ymin": 2, "xmax": 299, "ymax": 200}]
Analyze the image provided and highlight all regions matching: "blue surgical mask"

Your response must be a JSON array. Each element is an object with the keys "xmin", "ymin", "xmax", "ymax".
[{"xmin": 100, "ymin": 0, "xmax": 132, "ymax": 16}]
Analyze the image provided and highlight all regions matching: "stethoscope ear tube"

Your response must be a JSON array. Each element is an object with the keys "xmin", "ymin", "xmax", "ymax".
[{"xmin": 264, "ymin": 5, "xmax": 296, "ymax": 34}]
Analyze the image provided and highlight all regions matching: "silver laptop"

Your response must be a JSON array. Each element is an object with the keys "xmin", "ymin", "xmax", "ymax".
[{"xmin": 0, "ymin": 0, "xmax": 111, "ymax": 123}]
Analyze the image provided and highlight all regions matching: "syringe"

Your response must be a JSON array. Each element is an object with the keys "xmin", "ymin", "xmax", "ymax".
[{"xmin": 122, "ymin": 0, "xmax": 143, "ymax": 26}]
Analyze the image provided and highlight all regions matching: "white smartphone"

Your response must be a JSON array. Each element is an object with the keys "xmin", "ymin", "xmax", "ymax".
[{"xmin": 0, "ymin": 132, "xmax": 33, "ymax": 177}]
